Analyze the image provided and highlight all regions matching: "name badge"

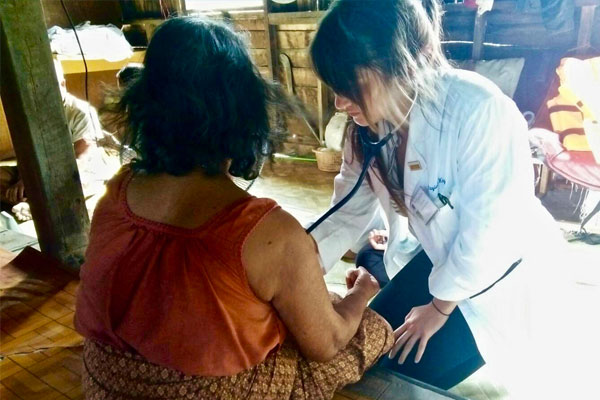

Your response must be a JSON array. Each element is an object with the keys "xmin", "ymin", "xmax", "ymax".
[
  {"xmin": 407, "ymin": 161, "xmax": 422, "ymax": 171},
  {"xmin": 411, "ymin": 187, "xmax": 439, "ymax": 225}
]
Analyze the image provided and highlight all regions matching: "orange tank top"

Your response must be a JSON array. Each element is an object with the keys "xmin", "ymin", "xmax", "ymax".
[{"xmin": 75, "ymin": 169, "xmax": 286, "ymax": 376}]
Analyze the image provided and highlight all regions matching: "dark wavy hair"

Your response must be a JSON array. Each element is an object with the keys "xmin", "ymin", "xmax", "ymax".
[
  {"xmin": 310, "ymin": 0, "xmax": 447, "ymax": 119},
  {"xmin": 310, "ymin": 0, "xmax": 448, "ymax": 214},
  {"xmin": 106, "ymin": 17, "xmax": 299, "ymax": 179}
]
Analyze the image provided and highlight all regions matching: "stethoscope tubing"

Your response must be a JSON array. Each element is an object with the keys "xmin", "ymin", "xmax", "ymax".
[{"xmin": 306, "ymin": 127, "xmax": 394, "ymax": 234}]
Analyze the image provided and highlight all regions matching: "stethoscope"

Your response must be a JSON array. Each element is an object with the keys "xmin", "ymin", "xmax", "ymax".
[
  {"xmin": 306, "ymin": 92, "xmax": 418, "ymax": 234},
  {"xmin": 306, "ymin": 126, "xmax": 394, "ymax": 234}
]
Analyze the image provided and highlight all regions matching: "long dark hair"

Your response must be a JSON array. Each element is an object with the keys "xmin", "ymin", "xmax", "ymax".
[
  {"xmin": 105, "ymin": 17, "xmax": 300, "ymax": 180},
  {"xmin": 310, "ymin": 0, "xmax": 448, "ymax": 213}
]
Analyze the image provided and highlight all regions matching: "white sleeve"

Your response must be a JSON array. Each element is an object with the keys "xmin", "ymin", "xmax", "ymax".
[
  {"xmin": 65, "ymin": 100, "xmax": 102, "ymax": 143},
  {"xmin": 309, "ymin": 136, "xmax": 380, "ymax": 272},
  {"xmin": 429, "ymin": 94, "xmax": 532, "ymax": 301}
]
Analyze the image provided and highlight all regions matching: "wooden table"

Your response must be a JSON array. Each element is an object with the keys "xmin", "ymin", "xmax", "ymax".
[{"xmin": 53, "ymin": 49, "xmax": 146, "ymax": 75}]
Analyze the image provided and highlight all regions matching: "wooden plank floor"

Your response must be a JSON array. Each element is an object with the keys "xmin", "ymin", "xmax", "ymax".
[{"xmin": 0, "ymin": 247, "xmax": 83, "ymax": 400}]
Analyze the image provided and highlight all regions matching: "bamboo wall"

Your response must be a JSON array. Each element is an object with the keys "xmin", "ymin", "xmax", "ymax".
[{"xmin": 210, "ymin": 13, "xmax": 328, "ymax": 155}]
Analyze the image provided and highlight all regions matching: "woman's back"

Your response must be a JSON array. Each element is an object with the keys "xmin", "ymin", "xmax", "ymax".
[
  {"xmin": 77, "ymin": 17, "xmax": 392, "ymax": 399},
  {"xmin": 75, "ymin": 168, "xmax": 286, "ymax": 376}
]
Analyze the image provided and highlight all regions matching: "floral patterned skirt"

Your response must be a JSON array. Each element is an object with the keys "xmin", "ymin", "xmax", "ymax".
[{"xmin": 82, "ymin": 307, "xmax": 393, "ymax": 400}]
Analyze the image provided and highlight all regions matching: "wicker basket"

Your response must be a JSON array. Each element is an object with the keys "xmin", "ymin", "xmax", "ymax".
[{"xmin": 313, "ymin": 147, "xmax": 342, "ymax": 172}]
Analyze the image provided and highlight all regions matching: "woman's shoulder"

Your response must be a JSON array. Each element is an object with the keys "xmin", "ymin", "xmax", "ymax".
[
  {"xmin": 222, "ymin": 196, "xmax": 280, "ymax": 227},
  {"xmin": 242, "ymin": 206, "xmax": 310, "ymax": 264},
  {"xmin": 103, "ymin": 165, "xmax": 133, "ymax": 200},
  {"xmin": 415, "ymin": 68, "xmax": 513, "ymax": 133},
  {"xmin": 443, "ymin": 68, "xmax": 506, "ymax": 105},
  {"xmin": 423, "ymin": 68, "xmax": 518, "ymax": 128}
]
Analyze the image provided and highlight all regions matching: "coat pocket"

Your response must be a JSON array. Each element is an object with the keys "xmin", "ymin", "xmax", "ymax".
[{"xmin": 429, "ymin": 202, "xmax": 459, "ymax": 257}]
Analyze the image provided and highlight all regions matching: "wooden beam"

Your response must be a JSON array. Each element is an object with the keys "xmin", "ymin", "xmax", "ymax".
[
  {"xmin": 576, "ymin": 5, "xmax": 597, "ymax": 53},
  {"xmin": 268, "ymin": 11, "xmax": 325, "ymax": 25},
  {"xmin": 472, "ymin": 10, "xmax": 488, "ymax": 60},
  {"xmin": 278, "ymin": 23, "xmax": 317, "ymax": 31},
  {"xmin": 317, "ymin": 80, "xmax": 328, "ymax": 145},
  {"xmin": 262, "ymin": 0, "xmax": 278, "ymax": 80},
  {"xmin": 0, "ymin": 0, "xmax": 89, "ymax": 267}
]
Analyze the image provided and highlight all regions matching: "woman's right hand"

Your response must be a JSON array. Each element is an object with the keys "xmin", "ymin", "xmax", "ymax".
[
  {"xmin": 346, "ymin": 267, "xmax": 380, "ymax": 299},
  {"xmin": 368, "ymin": 229, "xmax": 388, "ymax": 251}
]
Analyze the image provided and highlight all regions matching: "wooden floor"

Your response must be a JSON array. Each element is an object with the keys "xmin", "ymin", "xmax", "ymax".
[{"xmin": 0, "ymin": 247, "xmax": 83, "ymax": 400}]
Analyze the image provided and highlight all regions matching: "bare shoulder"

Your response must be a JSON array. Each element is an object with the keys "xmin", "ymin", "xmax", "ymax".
[
  {"xmin": 243, "ymin": 207, "xmax": 320, "ymax": 302},
  {"xmin": 245, "ymin": 207, "xmax": 314, "ymax": 256}
]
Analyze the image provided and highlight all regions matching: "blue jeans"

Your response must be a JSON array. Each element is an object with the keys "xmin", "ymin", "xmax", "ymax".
[{"xmin": 357, "ymin": 247, "xmax": 485, "ymax": 389}]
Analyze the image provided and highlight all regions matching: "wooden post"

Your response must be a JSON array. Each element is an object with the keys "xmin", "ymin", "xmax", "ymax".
[
  {"xmin": 317, "ymin": 80, "xmax": 328, "ymax": 145},
  {"xmin": 0, "ymin": 0, "xmax": 89, "ymax": 267},
  {"xmin": 262, "ymin": 0, "xmax": 289, "ymax": 143},
  {"xmin": 262, "ymin": 0, "xmax": 279, "ymax": 80},
  {"xmin": 471, "ymin": 10, "xmax": 488, "ymax": 60},
  {"xmin": 576, "ymin": 5, "xmax": 597, "ymax": 54}
]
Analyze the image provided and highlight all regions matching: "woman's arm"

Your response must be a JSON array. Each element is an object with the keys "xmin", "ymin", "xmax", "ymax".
[{"xmin": 244, "ymin": 208, "xmax": 381, "ymax": 362}]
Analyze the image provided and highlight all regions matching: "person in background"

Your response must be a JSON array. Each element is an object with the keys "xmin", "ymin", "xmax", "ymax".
[
  {"xmin": 116, "ymin": 63, "xmax": 143, "ymax": 89},
  {"xmin": 0, "ymin": 60, "xmax": 101, "ymax": 220},
  {"xmin": 75, "ymin": 17, "xmax": 393, "ymax": 399},
  {"xmin": 112, "ymin": 63, "xmax": 144, "ymax": 163}
]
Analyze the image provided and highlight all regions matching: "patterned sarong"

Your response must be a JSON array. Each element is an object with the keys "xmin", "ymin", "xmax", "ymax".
[{"xmin": 82, "ymin": 307, "xmax": 393, "ymax": 399}]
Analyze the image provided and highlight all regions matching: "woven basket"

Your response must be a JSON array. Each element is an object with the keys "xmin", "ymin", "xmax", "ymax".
[{"xmin": 313, "ymin": 148, "xmax": 342, "ymax": 172}]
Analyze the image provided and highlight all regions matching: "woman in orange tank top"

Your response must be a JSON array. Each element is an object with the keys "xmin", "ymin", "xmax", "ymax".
[{"xmin": 75, "ymin": 16, "xmax": 393, "ymax": 400}]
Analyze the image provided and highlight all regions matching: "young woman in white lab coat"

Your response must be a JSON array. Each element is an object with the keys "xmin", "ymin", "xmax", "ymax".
[{"xmin": 309, "ymin": 0, "xmax": 568, "ymax": 392}]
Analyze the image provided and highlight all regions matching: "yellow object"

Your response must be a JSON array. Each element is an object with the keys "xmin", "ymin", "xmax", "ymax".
[
  {"xmin": 53, "ymin": 50, "xmax": 146, "ymax": 75},
  {"xmin": 563, "ymin": 132, "xmax": 592, "ymax": 151},
  {"xmin": 558, "ymin": 86, "xmax": 595, "ymax": 119},
  {"xmin": 548, "ymin": 57, "xmax": 600, "ymax": 152},
  {"xmin": 584, "ymin": 119, "xmax": 600, "ymax": 164}
]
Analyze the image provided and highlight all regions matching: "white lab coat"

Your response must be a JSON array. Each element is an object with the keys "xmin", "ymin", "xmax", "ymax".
[{"xmin": 311, "ymin": 69, "xmax": 568, "ymax": 380}]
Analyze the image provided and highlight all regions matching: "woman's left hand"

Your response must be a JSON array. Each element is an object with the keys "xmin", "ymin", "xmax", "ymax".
[{"xmin": 389, "ymin": 300, "xmax": 456, "ymax": 364}]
